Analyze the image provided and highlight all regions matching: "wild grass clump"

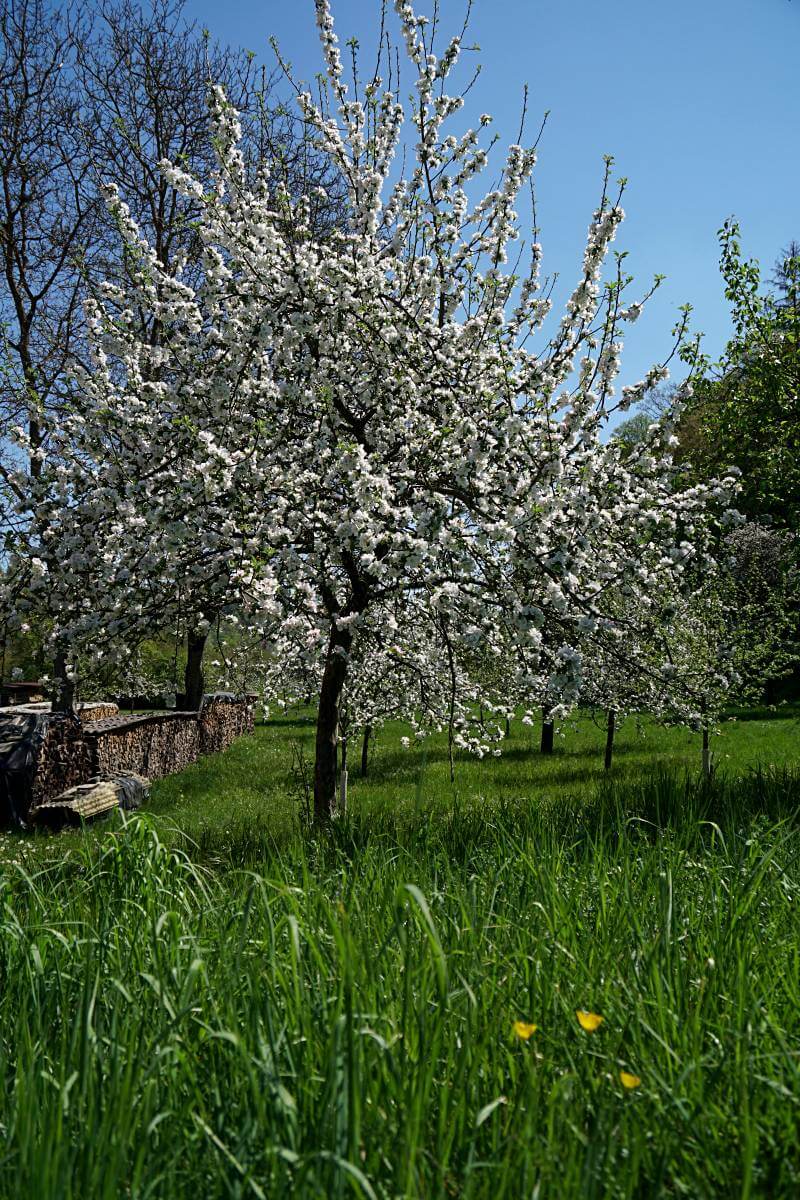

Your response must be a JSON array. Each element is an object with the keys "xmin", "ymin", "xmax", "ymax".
[{"xmin": 1, "ymin": 767, "xmax": 799, "ymax": 1198}]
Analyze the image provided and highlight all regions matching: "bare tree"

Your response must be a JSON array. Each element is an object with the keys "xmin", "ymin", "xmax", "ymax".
[
  {"xmin": 639, "ymin": 381, "xmax": 678, "ymax": 422},
  {"xmin": 76, "ymin": 1, "xmax": 255, "ymax": 284},
  {"xmin": 0, "ymin": 0, "xmax": 97, "ymax": 479},
  {"xmin": 1, "ymin": 0, "xmax": 344, "ymax": 708},
  {"xmin": 77, "ymin": 0, "xmax": 345, "ymax": 315}
]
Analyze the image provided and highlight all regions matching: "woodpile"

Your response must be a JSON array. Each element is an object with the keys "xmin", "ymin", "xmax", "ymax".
[
  {"xmin": 199, "ymin": 693, "xmax": 256, "ymax": 754},
  {"xmin": 30, "ymin": 772, "xmax": 149, "ymax": 828},
  {"xmin": 1, "ymin": 693, "xmax": 255, "ymax": 826},
  {"xmin": 84, "ymin": 712, "xmax": 201, "ymax": 781},
  {"xmin": 83, "ymin": 695, "xmax": 254, "ymax": 779},
  {"xmin": 77, "ymin": 701, "xmax": 120, "ymax": 724},
  {"xmin": 0, "ymin": 700, "xmax": 120, "ymax": 722},
  {"xmin": 32, "ymin": 715, "xmax": 93, "ymax": 806},
  {"xmin": 0, "ymin": 711, "xmax": 91, "ymax": 825}
]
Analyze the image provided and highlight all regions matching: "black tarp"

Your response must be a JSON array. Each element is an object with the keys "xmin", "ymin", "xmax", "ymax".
[{"xmin": 0, "ymin": 710, "xmax": 53, "ymax": 827}]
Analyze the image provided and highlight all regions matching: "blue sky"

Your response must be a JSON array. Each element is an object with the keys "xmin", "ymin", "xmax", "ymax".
[{"xmin": 186, "ymin": 0, "xmax": 799, "ymax": 391}]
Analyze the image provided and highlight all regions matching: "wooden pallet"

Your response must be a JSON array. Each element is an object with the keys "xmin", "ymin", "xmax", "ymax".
[{"xmin": 30, "ymin": 774, "xmax": 149, "ymax": 828}]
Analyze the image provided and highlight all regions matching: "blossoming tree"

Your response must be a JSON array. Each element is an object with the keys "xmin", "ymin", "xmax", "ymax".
[{"xmin": 7, "ymin": 0, "xmax": 738, "ymax": 821}]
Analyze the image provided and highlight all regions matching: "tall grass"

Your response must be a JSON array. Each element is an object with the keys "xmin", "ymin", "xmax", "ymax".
[
  {"xmin": 1, "ymin": 768, "xmax": 799, "ymax": 1197},
  {"xmin": 142, "ymin": 707, "xmax": 800, "ymax": 863}
]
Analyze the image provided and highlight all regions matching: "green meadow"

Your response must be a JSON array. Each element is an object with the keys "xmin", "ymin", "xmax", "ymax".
[{"xmin": 1, "ymin": 709, "xmax": 799, "ymax": 1198}]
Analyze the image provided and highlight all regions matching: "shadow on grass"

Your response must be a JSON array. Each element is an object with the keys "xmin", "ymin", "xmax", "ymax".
[
  {"xmin": 344, "ymin": 765, "xmax": 800, "ymax": 855},
  {"xmin": 171, "ymin": 765, "xmax": 800, "ymax": 871},
  {"xmin": 353, "ymin": 744, "xmax": 678, "ymax": 795},
  {"xmin": 495, "ymin": 741, "xmax": 666, "ymax": 765},
  {"xmin": 259, "ymin": 714, "xmax": 316, "ymax": 729},
  {"xmin": 725, "ymin": 704, "xmax": 800, "ymax": 723}
]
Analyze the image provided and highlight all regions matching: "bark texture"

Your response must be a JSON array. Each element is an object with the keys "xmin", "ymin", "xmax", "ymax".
[
  {"xmin": 184, "ymin": 629, "xmax": 207, "ymax": 711},
  {"xmin": 540, "ymin": 709, "xmax": 554, "ymax": 755},
  {"xmin": 702, "ymin": 727, "xmax": 711, "ymax": 778},
  {"xmin": 604, "ymin": 708, "xmax": 616, "ymax": 771},
  {"xmin": 314, "ymin": 625, "xmax": 352, "ymax": 823},
  {"xmin": 361, "ymin": 725, "xmax": 372, "ymax": 778}
]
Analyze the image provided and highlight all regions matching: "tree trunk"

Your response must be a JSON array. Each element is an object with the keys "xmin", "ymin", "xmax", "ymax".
[
  {"xmin": 339, "ymin": 735, "xmax": 348, "ymax": 815},
  {"xmin": 184, "ymin": 628, "xmax": 207, "ymax": 711},
  {"xmin": 505, "ymin": 715, "xmax": 511, "ymax": 739},
  {"xmin": 28, "ymin": 414, "xmax": 42, "ymax": 480},
  {"xmin": 702, "ymin": 726, "xmax": 711, "ymax": 779},
  {"xmin": 51, "ymin": 646, "xmax": 75, "ymax": 714},
  {"xmin": 0, "ymin": 624, "xmax": 7, "ymax": 697},
  {"xmin": 604, "ymin": 708, "xmax": 616, "ymax": 771},
  {"xmin": 540, "ymin": 707, "xmax": 554, "ymax": 755},
  {"xmin": 19, "ymin": 337, "xmax": 42, "ymax": 480},
  {"xmin": 314, "ymin": 624, "xmax": 353, "ymax": 823},
  {"xmin": 361, "ymin": 725, "xmax": 372, "ymax": 778}
]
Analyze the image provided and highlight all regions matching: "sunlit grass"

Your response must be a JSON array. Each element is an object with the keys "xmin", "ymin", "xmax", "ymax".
[
  {"xmin": 142, "ymin": 705, "xmax": 800, "ymax": 863},
  {"xmin": 1, "ymin": 708, "xmax": 799, "ymax": 1196}
]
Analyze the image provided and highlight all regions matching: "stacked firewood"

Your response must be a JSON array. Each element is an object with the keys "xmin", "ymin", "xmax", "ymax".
[
  {"xmin": 84, "ymin": 712, "xmax": 201, "ymax": 780},
  {"xmin": 30, "ymin": 715, "xmax": 93, "ymax": 810},
  {"xmin": 77, "ymin": 701, "xmax": 120, "ymax": 724},
  {"xmin": 2, "ymin": 695, "xmax": 256, "ymax": 825},
  {"xmin": 1, "ymin": 711, "xmax": 92, "ymax": 824},
  {"xmin": 199, "ymin": 693, "xmax": 256, "ymax": 754}
]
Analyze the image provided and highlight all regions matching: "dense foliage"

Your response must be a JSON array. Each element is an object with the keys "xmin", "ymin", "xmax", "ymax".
[{"xmin": 682, "ymin": 232, "xmax": 800, "ymax": 531}]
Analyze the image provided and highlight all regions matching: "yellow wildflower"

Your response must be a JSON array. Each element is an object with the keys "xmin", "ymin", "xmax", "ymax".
[
  {"xmin": 619, "ymin": 1070, "xmax": 641, "ymax": 1089},
  {"xmin": 512, "ymin": 1020, "xmax": 538, "ymax": 1040},
  {"xmin": 576, "ymin": 1010, "xmax": 604, "ymax": 1032}
]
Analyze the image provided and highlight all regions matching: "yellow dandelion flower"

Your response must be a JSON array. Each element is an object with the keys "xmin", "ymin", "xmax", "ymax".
[
  {"xmin": 619, "ymin": 1070, "xmax": 641, "ymax": 1089},
  {"xmin": 576, "ymin": 1010, "xmax": 604, "ymax": 1032},
  {"xmin": 512, "ymin": 1020, "xmax": 538, "ymax": 1040}
]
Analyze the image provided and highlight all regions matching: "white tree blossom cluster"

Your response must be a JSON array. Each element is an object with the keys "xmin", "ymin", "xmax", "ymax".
[{"xmin": 1, "ymin": 0, "xmax": 741, "ymax": 819}]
